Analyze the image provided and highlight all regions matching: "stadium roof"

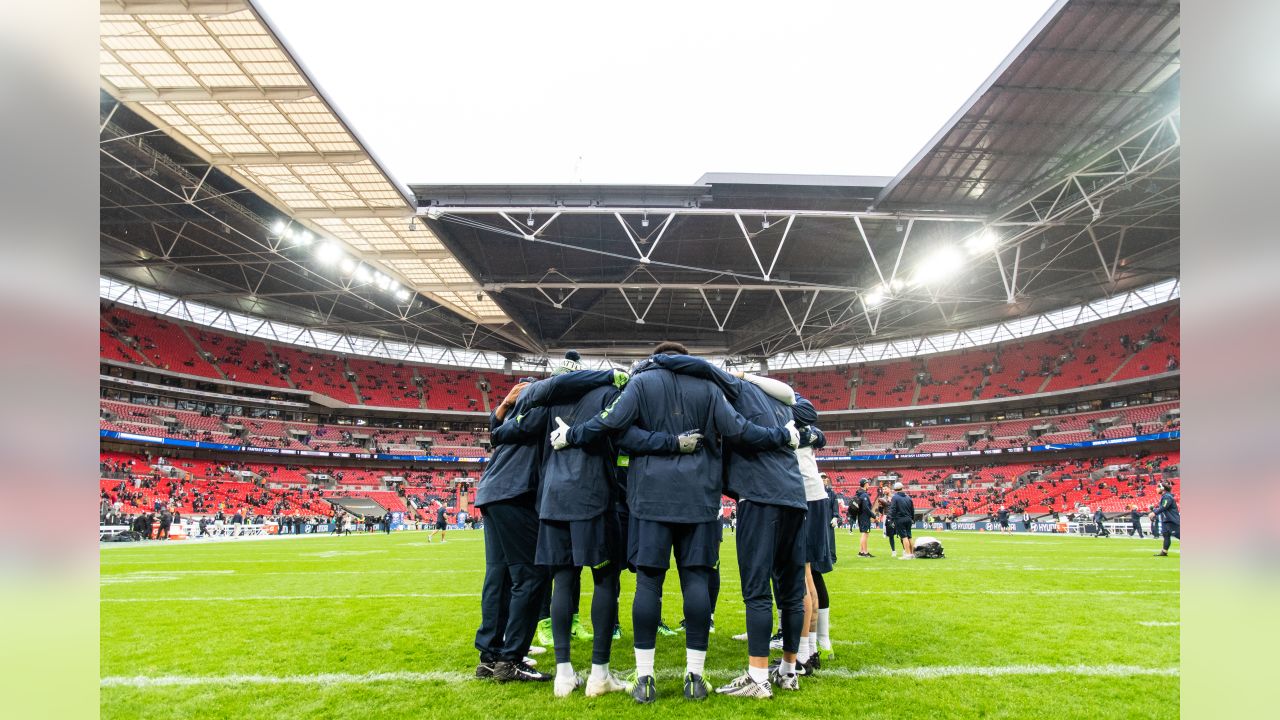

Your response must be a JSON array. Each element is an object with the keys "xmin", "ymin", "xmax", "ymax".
[
  {"xmin": 415, "ymin": 0, "xmax": 1179, "ymax": 357},
  {"xmin": 98, "ymin": 0, "xmax": 512, "ymax": 333},
  {"xmin": 99, "ymin": 0, "xmax": 1179, "ymax": 361}
]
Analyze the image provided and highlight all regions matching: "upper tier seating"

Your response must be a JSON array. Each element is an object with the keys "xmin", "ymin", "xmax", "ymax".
[{"xmin": 102, "ymin": 303, "xmax": 1179, "ymax": 411}]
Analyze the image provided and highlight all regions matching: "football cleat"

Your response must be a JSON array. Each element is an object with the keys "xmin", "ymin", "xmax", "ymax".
[
  {"xmin": 475, "ymin": 661, "xmax": 497, "ymax": 679},
  {"xmin": 715, "ymin": 673, "xmax": 773, "ymax": 699},
  {"xmin": 731, "ymin": 631, "xmax": 749, "ymax": 641},
  {"xmin": 526, "ymin": 645, "xmax": 547, "ymax": 656},
  {"xmin": 553, "ymin": 671, "xmax": 582, "ymax": 698},
  {"xmin": 657, "ymin": 622, "xmax": 676, "ymax": 637},
  {"xmin": 611, "ymin": 624, "xmax": 622, "ymax": 641},
  {"xmin": 493, "ymin": 660, "xmax": 551, "ymax": 683},
  {"xmin": 626, "ymin": 673, "xmax": 656, "ymax": 704},
  {"xmin": 769, "ymin": 666, "xmax": 800, "ymax": 691},
  {"xmin": 536, "ymin": 618, "xmax": 553, "ymax": 646},
  {"xmin": 571, "ymin": 614, "xmax": 594, "ymax": 641},
  {"xmin": 585, "ymin": 672, "xmax": 628, "ymax": 697},
  {"xmin": 683, "ymin": 672, "xmax": 711, "ymax": 701}
]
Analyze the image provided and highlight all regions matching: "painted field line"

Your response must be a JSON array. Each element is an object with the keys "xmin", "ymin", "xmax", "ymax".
[
  {"xmin": 101, "ymin": 592, "xmax": 476, "ymax": 602},
  {"xmin": 1138, "ymin": 621, "xmax": 1180, "ymax": 626},
  {"xmin": 102, "ymin": 664, "xmax": 1178, "ymax": 688}
]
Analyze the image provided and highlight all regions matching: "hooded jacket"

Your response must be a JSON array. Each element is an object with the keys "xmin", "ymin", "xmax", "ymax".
[
  {"xmin": 648, "ymin": 354, "xmax": 809, "ymax": 511},
  {"xmin": 521, "ymin": 369, "xmax": 681, "ymax": 520}
]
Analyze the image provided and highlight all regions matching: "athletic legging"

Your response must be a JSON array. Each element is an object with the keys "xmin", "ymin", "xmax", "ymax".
[
  {"xmin": 708, "ymin": 562, "xmax": 721, "ymax": 616},
  {"xmin": 633, "ymin": 565, "xmax": 713, "ymax": 652},
  {"xmin": 1162, "ymin": 523, "xmax": 1180, "ymax": 551},
  {"xmin": 551, "ymin": 564, "xmax": 621, "ymax": 665},
  {"xmin": 539, "ymin": 568, "xmax": 582, "ymax": 622},
  {"xmin": 811, "ymin": 570, "xmax": 829, "ymax": 610}
]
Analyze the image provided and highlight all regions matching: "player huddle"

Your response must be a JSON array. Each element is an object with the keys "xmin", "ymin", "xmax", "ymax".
[{"xmin": 472, "ymin": 342, "xmax": 843, "ymax": 701}]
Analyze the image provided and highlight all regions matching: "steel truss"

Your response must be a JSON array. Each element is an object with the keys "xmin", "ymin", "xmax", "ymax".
[{"xmin": 419, "ymin": 105, "xmax": 1179, "ymax": 354}]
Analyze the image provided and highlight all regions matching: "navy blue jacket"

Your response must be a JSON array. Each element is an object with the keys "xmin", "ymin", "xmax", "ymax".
[
  {"xmin": 889, "ymin": 491, "xmax": 915, "ymax": 525},
  {"xmin": 855, "ymin": 489, "xmax": 873, "ymax": 520},
  {"xmin": 564, "ymin": 358, "xmax": 791, "ymax": 523},
  {"xmin": 474, "ymin": 392, "xmax": 547, "ymax": 508},
  {"xmin": 1154, "ymin": 491, "xmax": 1179, "ymax": 525},
  {"xmin": 649, "ymin": 354, "xmax": 807, "ymax": 510},
  {"xmin": 523, "ymin": 371, "xmax": 679, "ymax": 520}
]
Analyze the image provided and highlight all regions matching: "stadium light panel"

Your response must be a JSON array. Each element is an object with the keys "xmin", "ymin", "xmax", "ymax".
[
  {"xmin": 395, "ymin": 289, "xmax": 411, "ymax": 302},
  {"xmin": 354, "ymin": 265, "xmax": 372, "ymax": 283},
  {"xmin": 298, "ymin": 230, "xmax": 314, "ymax": 245},
  {"xmin": 864, "ymin": 286, "xmax": 886, "ymax": 308},
  {"xmin": 272, "ymin": 220, "xmax": 286, "ymax": 234},
  {"xmin": 315, "ymin": 242, "xmax": 342, "ymax": 264},
  {"xmin": 911, "ymin": 246, "xmax": 964, "ymax": 286},
  {"xmin": 339, "ymin": 258, "xmax": 357, "ymax": 275},
  {"xmin": 965, "ymin": 229, "xmax": 999, "ymax": 256}
]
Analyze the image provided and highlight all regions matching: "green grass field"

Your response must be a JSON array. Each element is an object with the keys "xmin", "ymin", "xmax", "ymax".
[{"xmin": 100, "ymin": 529, "xmax": 1179, "ymax": 719}]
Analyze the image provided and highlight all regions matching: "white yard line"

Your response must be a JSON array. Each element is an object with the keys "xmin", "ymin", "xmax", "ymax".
[{"xmin": 101, "ymin": 663, "xmax": 1178, "ymax": 688}]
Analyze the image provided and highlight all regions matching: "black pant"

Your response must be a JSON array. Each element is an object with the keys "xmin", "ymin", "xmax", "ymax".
[
  {"xmin": 1132, "ymin": 521, "xmax": 1144, "ymax": 538},
  {"xmin": 474, "ymin": 499, "xmax": 547, "ymax": 663},
  {"xmin": 736, "ymin": 500, "xmax": 806, "ymax": 657},
  {"xmin": 1162, "ymin": 522, "xmax": 1180, "ymax": 551}
]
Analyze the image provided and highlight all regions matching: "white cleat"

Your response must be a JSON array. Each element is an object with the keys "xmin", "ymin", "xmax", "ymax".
[
  {"xmin": 731, "ymin": 631, "xmax": 749, "ymax": 641},
  {"xmin": 584, "ymin": 672, "xmax": 628, "ymax": 697},
  {"xmin": 527, "ymin": 645, "xmax": 547, "ymax": 656},
  {"xmin": 716, "ymin": 673, "xmax": 773, "ymax": 698},
  {"xmin": 523, "ymin": 656, "xmax": 538, "ymax": 667},
  {"xmin": 554, "ymin": 671, "xmax": 582, "ymax": 697}
]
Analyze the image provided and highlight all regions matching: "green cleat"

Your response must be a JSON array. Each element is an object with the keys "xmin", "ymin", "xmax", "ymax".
[
  {"xmin": 536, "ymin": 617, "xmax": 553, "ymax": 646},
  {"xmin": 571, "ymin": 613, "xmax": 593, "ymax": 641},
  {"xmin": 612, "ymin": 624, "xmax": 622, "ymax": 641},
  {"xmin": 821, "ymin": 647, "xmax": 836, "ymax": 661},
  {"xmin": 657, "ymin": 621, "xmax": 676, "ymax": 637}
]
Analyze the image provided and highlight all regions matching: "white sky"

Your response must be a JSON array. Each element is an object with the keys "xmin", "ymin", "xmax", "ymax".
[{"xmin": 256, "ymin": 0, "xmax": 1060, "ymax": 186}]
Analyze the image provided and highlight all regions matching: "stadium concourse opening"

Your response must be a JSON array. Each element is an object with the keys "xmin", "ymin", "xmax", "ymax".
[{"xmin": 98, "ymin": 0, "xmax": 1180, "ymax": 717}]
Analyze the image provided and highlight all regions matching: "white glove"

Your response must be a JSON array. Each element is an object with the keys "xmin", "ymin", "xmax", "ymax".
[
  {"xmin": 677, "ymin": 431, "xmax": 704, "ymax": 454},
  {"xmin": 784, "ymin": 420, "xmax": 800, "ymax": 449},
  {"xmin": 550, "ymin": 416, "xmax": 571, "ymax": 450},
  {"xmin": 830, "ymin": 517, "xmax": 838, "ymax": 528}
]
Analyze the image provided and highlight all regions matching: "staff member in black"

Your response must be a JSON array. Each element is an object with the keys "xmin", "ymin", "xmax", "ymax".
[
  {"xmin": 889, "ymin": 482, "xmax": 915, "ymax": 559},
  {"xmin": 1152, "ymin": 481, "xmax": 1179, "ymax": 556},
  {"xmin": 473, "ymin": 379, "xmax": 551, "ymax": 683},
  {"xmin": 855, "ymin": 479, "xmax": 874, "ymax": 557},
  {"xmin": 1128, "ymin": 505, "xmax": 1144, "ymax": 538}
]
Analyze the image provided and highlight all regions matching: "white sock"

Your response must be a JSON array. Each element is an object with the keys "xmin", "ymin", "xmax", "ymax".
[
  {"xmin": 748, "ymin": 665, "xmax": 769, "ymax": 684},
  {"xmin": 796, "ymin": 637, "xmax": 811, "ymax": 664},
  {"xmin": 817, "ymin": 609, "xmax": 832, "ymax": 649},
  {"xmin": 635, "ymin": 648, "xmax": 655, "ymax": 679},
  {"xmin": 590, "ymin": 663, "xmax": 610, "ymax": 681},
  {"xmin": 686, "ymin": 648, "xmax": 706, "ymax": 676},
  {"xmin": 556, "ymin": 662, "xmax": 574, "ymax": 679},
  {"xmin": 780, "ymin": 659, "xmax": 796, "ymax": 676},
  {"xmin": 808, "ymin": 631, "xmax": 819, "ymax": 656}
]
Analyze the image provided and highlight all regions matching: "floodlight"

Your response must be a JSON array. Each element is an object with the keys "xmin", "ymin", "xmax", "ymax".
[
  {"xmin": 762, "ymin": 213, "xmax": 770, "ymax": 230},
  {"xmin": 425, "ymin": 207, "xmax": 444, "ymax": 220},
  {"xmin": 395, "ymin": 289, "xmax": 411, "ymax": 302},
  {"xmin": 388, "ymin": 280, "xmax": 401, "ymax": 294},
  {"xmin": 339, "ymin": 258, "xmax": 357, "ymax": 275},
  {"xmin": 641, "ymin": 212, "xmax": 649, "ymax": 228},
  {"xmin": 272, "ymin": 220, "xmax": 286, "ymax": 234},
  {"xmin": 965, "ymin": 229, "xmax": 998, "ymax": 256},
  {"xmin": 527, "ymin": 212, "xmax": 535, "ymax": 227},
  {"xmin": 354, "ymin": 265, "xmax": 372, "ymax": 282},
  {"xmin": 315, "ymin": 242, "xmax": 342, "ymax": 264},
  {"xmin": 298, "ymin": 230, "xmax": 313, "ymax": 245},
  {"xmin": 911, "ymin": 246, "xmax": 963, "ymax": 286},
  {"xmin": 864, "ymin": 286, "xmax": 886, "ymax": 308}
]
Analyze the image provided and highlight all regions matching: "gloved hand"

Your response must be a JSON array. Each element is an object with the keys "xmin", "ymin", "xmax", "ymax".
[
  {"xmin": 830, "ymin": 517, "xmax": 838, "ymax": 528},
  {"xmin": 676, "ymin": 430, "xmax": 704, "ymax": 454},
  {"xmin": 612, "ymin": 369, "xmax": 629, "ymax": 389},
  {"xmin": 550, "ymin": 416, "xmax": 571, "ymax": 450},
  {"xmin": 784, "ymin": 420, "xmax": 800, "ymax": 449},
  {"xmin": 798, "ymin": 426, "xmax": 814, "ymax": 447}
]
